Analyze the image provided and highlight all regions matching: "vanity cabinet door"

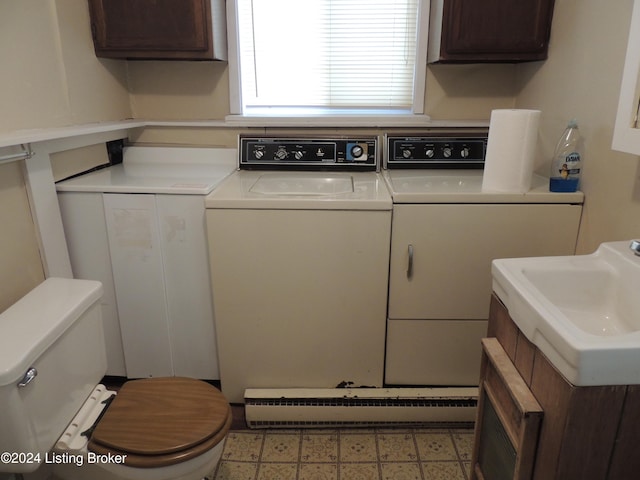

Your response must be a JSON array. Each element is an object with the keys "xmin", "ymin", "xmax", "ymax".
[
  {"xmin": 88, "ymin": 0, "xmax": 227, "ymax": 60},
  {"xmin": 471, "ymin": 338, "xmax": 543, "ymax": 480},
  {"xmin": 429, "ymin": 0, "xmax": 555, "ymax": 62}
]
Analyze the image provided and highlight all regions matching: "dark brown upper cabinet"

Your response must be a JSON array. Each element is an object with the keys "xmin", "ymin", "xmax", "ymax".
[
  {"xmin": 88, "ymin": 0, "xmax": 227, "ymax": 60},
  {"xmin": 428, "ymin": 0, "xmax": 556, "ymax": 63}
]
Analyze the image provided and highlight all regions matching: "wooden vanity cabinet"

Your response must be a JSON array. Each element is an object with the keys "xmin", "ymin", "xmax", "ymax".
[
  {"xmin": 473, "ymin": 294, "xmax": 640, "ymax": 480},
  {"xmin": 429, "ymin": 0, "xmax": 556, "ymax": 63},
  {"xmin": 472, "ymin": 337, "xmax": 542, "ymax": 480},
  {"xmin": 88, "ymin": 0, "xmax": 227, "ymax": 60}
]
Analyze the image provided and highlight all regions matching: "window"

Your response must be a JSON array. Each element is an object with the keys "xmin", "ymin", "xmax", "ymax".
[{"xmin": 228, "ymin": 0, "xmax": 428, "ymax": 117}]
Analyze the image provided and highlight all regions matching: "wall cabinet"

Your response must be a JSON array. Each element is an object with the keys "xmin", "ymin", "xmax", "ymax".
[
  {"xmin": 385, "ymin": 203, "xmax": 581, "ymax": 386},
  {"xmin": 472, "ymin": 294, "xmax": 640, "ymax": 480},
  {"xmin": 87, "ymin": 0, "xmax": 227, "ymax": 60},
  {"xmin": 428, "ymin": 0, "xmax": 556, "ymax": 63}
]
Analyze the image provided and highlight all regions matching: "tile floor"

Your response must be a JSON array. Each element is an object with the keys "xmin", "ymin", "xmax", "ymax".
[{"xmin": 213, "ymin": 427, "xmax": 474, "ymax": 480}]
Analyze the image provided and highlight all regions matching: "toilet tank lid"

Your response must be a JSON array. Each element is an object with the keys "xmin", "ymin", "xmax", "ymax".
[{"xmin": 0, "ymin": 278, "xmax": 103, "ymax": 386}]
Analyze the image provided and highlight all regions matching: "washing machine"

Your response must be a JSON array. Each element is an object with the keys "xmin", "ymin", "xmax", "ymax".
[
  {"xmin": 56, "ymin": 146, "xmax": 237, "ymax": 379},
  {"xmin": 205, "ymin": 136, "xmax": 392, "ymax": 403}
]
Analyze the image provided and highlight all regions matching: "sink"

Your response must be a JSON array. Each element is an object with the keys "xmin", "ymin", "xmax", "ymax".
[
  {"xmin": 250, "ymin": 173, "xmax": 354, "ymax": 196},
  {"xmin": 492, "ymin": 241, "xmax": 640, "ymax": 386}
]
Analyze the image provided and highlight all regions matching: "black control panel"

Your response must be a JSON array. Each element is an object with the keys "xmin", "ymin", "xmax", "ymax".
[
  {"xmin": 239, "ymin": 136, "xmax": 378, "ymax": 170},
  {"xmin": 386, "ymin": 135, "xmax": 487, "ymax": 169}
]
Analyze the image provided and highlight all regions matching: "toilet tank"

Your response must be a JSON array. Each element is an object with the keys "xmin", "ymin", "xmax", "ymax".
[{"xmin": 0, "ymin": 278, "xmax": 106, "ymax": 473}]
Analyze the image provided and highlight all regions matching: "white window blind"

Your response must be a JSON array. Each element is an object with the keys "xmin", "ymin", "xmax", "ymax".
[{"xmin": 235, "ymin": 0, "xmax": 421, "ymax": 115}]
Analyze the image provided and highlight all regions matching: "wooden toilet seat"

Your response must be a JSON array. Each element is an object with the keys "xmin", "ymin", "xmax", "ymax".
[{"xmin": 88, "ymin": 377, "xmax": 232, "ymax": 468}]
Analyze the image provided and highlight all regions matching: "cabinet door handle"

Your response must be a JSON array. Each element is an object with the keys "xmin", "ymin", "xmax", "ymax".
[{"xmin": 407, "ymin": 244, "xmax": 414, "ymax": 279}]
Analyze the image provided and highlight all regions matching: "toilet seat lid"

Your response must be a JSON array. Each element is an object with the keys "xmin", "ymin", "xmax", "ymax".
[{"xmin": 90, "ymin": 377, "xmax": 229, "ymax": 455}]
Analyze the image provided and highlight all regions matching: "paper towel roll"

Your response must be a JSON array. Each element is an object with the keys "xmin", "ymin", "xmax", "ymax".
[{"xmin": 481, "ymin": 109, "xmax": 541, "ymax": 193}]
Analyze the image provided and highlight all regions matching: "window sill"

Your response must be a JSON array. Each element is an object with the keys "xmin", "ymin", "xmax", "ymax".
[
  {"xmin": 224, "ymin": 114, "xmax": 489, "ymax": 129},
  {"xmin": 224, "ymin": 114, "xmax": 429, "ymax": 128}
]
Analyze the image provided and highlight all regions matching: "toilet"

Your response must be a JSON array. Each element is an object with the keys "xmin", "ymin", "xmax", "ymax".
[{"xmin": 0, "ymin": 278, "xmax": 231, "ymax": 480}]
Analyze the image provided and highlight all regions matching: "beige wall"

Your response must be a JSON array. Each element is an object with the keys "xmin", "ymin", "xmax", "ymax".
[
  {"xmin": 0, "ymin": 0, "xmax": 131, "ymax": 310},
  {"xmin": 2, "ymin": 0, "xmax": 640, "ymax": 313},
  {"xmin": 128, "ymin": 61, "xmax": 231, "ymax": 120},
  {"xmin": 515, "ymin": 0, "xmax": 640, "ymax": 253},
  {"xmin": 0, "ymin": 1, "xmax": 517, "ymax": 127},
  {"xmin": 127, "ymin": 58, "xmax": 517, "ymax": 122},
  {"xmin": 0, "ymin": 0, "xmax": 131, "ymax": 133},
  {"xmin": 425, "ymin": 64, "xmax": 517, "ymax": 119},
  {"xmin": 0, "ymin": 161, "xmax": 45, "ymax": 312}
]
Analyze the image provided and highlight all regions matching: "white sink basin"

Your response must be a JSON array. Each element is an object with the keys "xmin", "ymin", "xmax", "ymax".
[{"xmin": 492, "ymin": 241, "xmax": 640, "ymax": 386}]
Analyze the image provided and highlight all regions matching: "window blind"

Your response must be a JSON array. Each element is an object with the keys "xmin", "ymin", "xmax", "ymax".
[{"xmin": 236, "ymin": 0, "xmax": 420, "ymax": 113}]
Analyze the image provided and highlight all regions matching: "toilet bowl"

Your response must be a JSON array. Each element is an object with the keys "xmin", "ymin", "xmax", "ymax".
[{"xmin": 0, "ymin": 278, "xmax": 231, "ymax": 480}]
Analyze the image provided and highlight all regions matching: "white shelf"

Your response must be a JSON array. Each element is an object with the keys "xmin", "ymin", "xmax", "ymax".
[
  {"xmin": 0, "ymin": 118, "xmax": 491, "ymax": 150},
  {"xmin": 0, "ymin": 120, "xmax": 146, "ymax": 149}
]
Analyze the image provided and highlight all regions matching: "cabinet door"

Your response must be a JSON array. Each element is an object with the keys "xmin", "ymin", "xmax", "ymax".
[
  {"xmin": 471, "ymin": 338, "xmax": 543, "ymax": 480},
  {"xmin": 58, "ymin": 192, "xmax": 127, "ymax": 377},
  {"xmin": 433, "ymin": 0, "xmax": 555, "ymax": 62},
  {"xmin": 88, "ymin": 0, "xmax": 226, "ymax": 60},
  {"xmin": 388, "ymin": 204, "xmax": 581, "ymax": 320},
  {"xmin": 157, "ymin": 195, "xmax": 218, "ymax": 380},
  {"xmin": 103, "ymin": 193, "xmax": 173, "ymax": 378}
]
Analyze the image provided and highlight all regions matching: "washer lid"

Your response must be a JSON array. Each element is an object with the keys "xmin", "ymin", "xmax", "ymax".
[
  {"xmin": 249, "ymin": 173, "xmax": 354, "ymax": 195},
  {"xmin": 90, "ymin": 377, "xmax": 230, "ymax": 455},
  {"xmin": 205, "ymin": 170, "xmax": 392, "ymax": 210}
]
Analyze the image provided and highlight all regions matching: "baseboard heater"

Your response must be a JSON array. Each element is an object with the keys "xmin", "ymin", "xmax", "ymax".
[{"xmin": 244, "ymin": 387, "xmax": 478, "ymax": 428}]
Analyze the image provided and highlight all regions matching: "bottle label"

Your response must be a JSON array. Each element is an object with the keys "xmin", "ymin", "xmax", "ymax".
[{"xmin": 558, "ymin": 152, "xmax": 581, "ymax": 178}]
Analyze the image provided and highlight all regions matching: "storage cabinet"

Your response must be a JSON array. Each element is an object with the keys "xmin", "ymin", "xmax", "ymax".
[
  {"xmin": 58, "ymin": 191, "xmax": 220, "ymax": 380},
  {"xmin": 385, "ymin": 203, "xmax": 581, "ymax": 386},
  {"xmin": 428, "ymin": 0, "xmax": 556, "ymax": 63},
  {"xmin": 88, "ymin": 0, "xmax": 227, "ymax": 60},
  {"xmin": 472, "ymin": 294, "xmax": 640, "ymax": 480}
]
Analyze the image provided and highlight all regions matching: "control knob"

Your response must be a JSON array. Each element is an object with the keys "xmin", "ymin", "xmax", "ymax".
[
  {"xmin": 254, "ymin": 149, "xmax": 264, "ymax": 159},
  {"xmin": 461, "ymin": 147, "xmax": 470, "ymax": 158},
  {"xmin": 425, "ymin": 149, "xmax": 435, "ymax": 158},
  {"xmin": 275, "ymin": 147, "xmax": 288, "ymax": 160},
  {"xmin": 443, "ymin": 147, "xmax": 452, "ymax": 158},
  {"xmin": 294, "ymin": 150, "xmax": 304, "ymax": 160},
  {"xmin": 402, "ymin": 149, "xmax": 412, "ymax": 159},
  {"xmin": 351, "ymin": 145, "xmax": 364, "ymax": 158}
]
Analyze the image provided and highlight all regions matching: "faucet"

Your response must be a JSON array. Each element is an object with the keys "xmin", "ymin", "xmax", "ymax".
[{"xmin": 630, "ymin": 240, "xmax": 640, "ymax": 256}]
